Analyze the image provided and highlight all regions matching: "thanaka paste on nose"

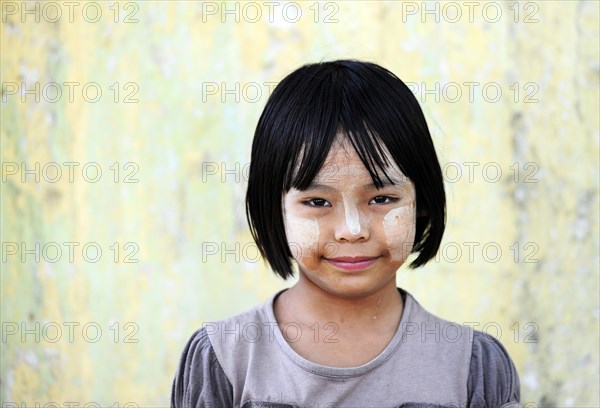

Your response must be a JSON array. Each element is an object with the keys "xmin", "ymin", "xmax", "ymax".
[{"xmin": 341, "ymin": 192, "xmax": 361, "ymax": 235}]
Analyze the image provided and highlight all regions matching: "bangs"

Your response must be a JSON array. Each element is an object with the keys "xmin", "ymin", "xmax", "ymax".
[{"xmin": 282, "ymin": 66, "xmax": 412, "ymax": 192}]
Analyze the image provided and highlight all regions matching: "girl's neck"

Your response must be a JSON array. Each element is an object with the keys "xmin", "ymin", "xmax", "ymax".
[{"xmin": 276, "ymin": 275, "xmax": 404, "ymax": 330}]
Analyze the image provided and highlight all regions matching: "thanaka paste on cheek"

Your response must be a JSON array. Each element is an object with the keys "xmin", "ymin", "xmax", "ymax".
[
  {"xmin": 284, "ymin": 215, "xmax": 320, "ymax": 259},
  {"xmin": 383, "ymin": 201, "xmax": 416, "ymax": 261}
]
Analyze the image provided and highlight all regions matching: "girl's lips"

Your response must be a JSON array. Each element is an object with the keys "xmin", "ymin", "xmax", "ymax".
[{"xmin": 324, "ymin": 256, "xmax": 379, "ymax": 271}]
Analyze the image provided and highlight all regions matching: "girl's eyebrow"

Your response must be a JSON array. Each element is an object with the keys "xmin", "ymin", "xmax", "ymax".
[
  {"xmin": 304, "ymin": 182, "xmax": 336, "ymax": 192},
  {"xmin": 305, "ymin": 177, "xmax": 407, "ymax": 192},
  {"xmin": 382, "ymin": 175, "xmax": 409, "ymax": 187},
  {"xmin": 362, "ymin": 178, "xmax": 408, "ymax": 190}
]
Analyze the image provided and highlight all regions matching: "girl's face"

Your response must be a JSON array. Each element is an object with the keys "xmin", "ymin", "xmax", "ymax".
[{"xmin": 282, "ymin": 136, "xmax": 416, "ymax": 298}]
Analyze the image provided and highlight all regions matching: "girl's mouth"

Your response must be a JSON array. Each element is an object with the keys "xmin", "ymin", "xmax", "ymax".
[{"xmin": 324, "ymin": 256, "xmax": 380, "ymax": 271}]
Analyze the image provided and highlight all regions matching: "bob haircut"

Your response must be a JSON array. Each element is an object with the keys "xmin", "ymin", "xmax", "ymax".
[{"xmin": 246, "ymin": 59, "xmax": 446, "ymax": 280}]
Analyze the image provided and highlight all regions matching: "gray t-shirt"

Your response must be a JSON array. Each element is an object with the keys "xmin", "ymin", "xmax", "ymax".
[{"xmin": 171, "ymin": 287, "xmax": 520, "ymax": 407}]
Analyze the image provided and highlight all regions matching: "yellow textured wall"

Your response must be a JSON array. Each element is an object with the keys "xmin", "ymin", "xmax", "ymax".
[{"xmin": 2, "ymin": 0, "xmax": 599, "ymax": 405}]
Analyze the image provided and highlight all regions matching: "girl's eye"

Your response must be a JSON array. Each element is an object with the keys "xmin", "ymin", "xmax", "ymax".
[
  {"xmin": 304, "ymin": 198, "xmax": 331, "ymax": 207},
  {"xmin": 370, "ymin": 196, "xmax": 397, "ymax": 205}
]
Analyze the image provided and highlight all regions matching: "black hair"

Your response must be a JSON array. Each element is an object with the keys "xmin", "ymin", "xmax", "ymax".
[{"xmin": 245, "ymin": 59, "xmax": 446, "ymax": 279}]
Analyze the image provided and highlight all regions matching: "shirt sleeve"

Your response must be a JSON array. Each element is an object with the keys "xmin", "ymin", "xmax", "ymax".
[
  {"xmin": 171, "ymin": 327, "xmax": 234, "ymax": 408},
  {"xmin": 467, "ymin": 330, "xmax": 521, "ymax": 407}
]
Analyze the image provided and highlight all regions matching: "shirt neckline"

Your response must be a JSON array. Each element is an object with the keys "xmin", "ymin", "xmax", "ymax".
[{"xmin": 262, "ymin": 287, "xmax": 415, "ymax": 378}]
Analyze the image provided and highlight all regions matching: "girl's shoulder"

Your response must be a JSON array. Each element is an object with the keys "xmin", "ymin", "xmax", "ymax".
[
  {"xmin": 467, "ymin": 329, "xmax": 521, "ymax": 407},
  {"xmin": 404, "ymin": 289, "xmax": 521, "ymax": 406},
  {"xmin": 170, "ymin": 326, "xmax": 233, "ymax": 407},
  {"xmin": 171, "ymin": 296, "xmax": 275, "ymax": 407}
]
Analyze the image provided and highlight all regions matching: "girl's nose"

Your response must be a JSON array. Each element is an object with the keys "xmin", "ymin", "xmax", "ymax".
[{"xmin": 334, "ymin": 199, "xmax": 369, "ymax": 242}]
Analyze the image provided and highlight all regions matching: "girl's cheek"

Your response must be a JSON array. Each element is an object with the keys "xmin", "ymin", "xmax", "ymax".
[
  {"xmin": 284, "ymin": 215, "xmax": 320, "ymax": 259},
  {"xmin": 383, "ymin": 202, "xmax": 416, "ymax": 261}
]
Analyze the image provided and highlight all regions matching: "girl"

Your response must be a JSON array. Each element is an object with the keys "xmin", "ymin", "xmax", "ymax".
[{"xmin": 171, "ymin": 60, "xmax": 520, "ymax": 407}]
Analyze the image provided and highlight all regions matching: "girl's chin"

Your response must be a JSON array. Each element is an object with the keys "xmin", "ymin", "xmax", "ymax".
[{"xmin": 297, "ymin": 273, "xmax": 398, "ymax": 298}]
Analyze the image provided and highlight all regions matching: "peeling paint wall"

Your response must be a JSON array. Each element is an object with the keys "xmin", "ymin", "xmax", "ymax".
[{"xmin": 2, "ymin": 1, "xmax": 599, "ymax": 405}]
